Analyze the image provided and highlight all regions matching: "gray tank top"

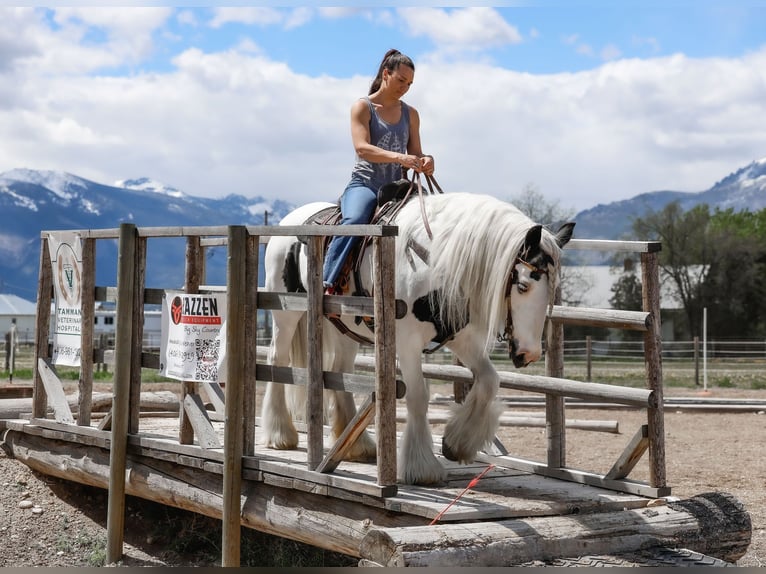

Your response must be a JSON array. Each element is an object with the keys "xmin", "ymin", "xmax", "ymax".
[{"xmin": 349, "ymin": 97, "xmax": 410, "ymax": 192}]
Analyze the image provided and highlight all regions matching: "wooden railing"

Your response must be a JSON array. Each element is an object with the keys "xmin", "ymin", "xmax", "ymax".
[{"xmin": 32, "ymin": 226, "xmax": 665, "ymax": 566}]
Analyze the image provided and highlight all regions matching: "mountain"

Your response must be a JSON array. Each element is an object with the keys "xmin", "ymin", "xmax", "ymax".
[
  {"xmin": 2, "ymin": 158, "xmax": 765, "ymax": 299},
  {"xmin": 572, "ymin": 157, "xmax": 766, "ymax": 242},
  {"xmin": 0, "ymin": 169, "xmax": 295, "ymax": 299}
]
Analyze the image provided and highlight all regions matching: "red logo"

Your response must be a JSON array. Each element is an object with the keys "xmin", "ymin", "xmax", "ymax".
[{"xmin": 170, "ymin": 296, "xmax": 183, "ymax": 325}]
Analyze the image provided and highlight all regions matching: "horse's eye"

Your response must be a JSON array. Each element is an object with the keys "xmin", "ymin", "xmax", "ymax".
[{"xmin": 517, "ymin": 282, "xmax": 529, "ymax": 294}]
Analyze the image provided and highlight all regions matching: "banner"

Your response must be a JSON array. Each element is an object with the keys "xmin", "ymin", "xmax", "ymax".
[
  {"xmin": 48, "ymin": 232, "xmax": 83, "ymax": 367},
  {"xmin": 160, "ymin": 291, "xmax": 227, "ymax": 382}
]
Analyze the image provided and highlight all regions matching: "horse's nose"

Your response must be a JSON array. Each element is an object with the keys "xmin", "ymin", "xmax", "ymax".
[{"xmin": 512, "ymin": 344, "xmax": 541, "ymax": 368}]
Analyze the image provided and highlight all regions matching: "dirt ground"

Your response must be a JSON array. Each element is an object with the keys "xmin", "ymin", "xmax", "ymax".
[{"xmin": 0, "ymin": 385, "xmax": 764, "ymax": 567}]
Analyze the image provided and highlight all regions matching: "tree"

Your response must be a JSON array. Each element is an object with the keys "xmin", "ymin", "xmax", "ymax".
[
  {"xmin": 700, "ymin": 209, "xmax": 766, "ymax": 338},
  {"xmin": 632, "ymin": 202, "xmax": 713, "ymax": 337},
  {"xmin": 609, "ymin": 272, "xmax": 643, "ymax": 312},
  {"xmin": 511, "ymin": 183, "xmax": 575, "ymax": 228}
]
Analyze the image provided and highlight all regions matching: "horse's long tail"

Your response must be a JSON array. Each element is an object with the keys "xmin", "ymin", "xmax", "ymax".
[{"xmin": 285, "ymin": 313, "xmax": 309, "ymax": 420}]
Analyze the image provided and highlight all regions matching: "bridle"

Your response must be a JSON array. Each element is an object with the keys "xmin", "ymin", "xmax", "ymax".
[{"xmin": 498, "ymin": 256, "xmax": 550, "ymax": 344}]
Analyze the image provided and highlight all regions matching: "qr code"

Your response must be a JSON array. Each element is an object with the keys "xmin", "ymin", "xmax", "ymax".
[{"xmin": 195, "ymin": 339, "xmax": 220, "ymax": 381}]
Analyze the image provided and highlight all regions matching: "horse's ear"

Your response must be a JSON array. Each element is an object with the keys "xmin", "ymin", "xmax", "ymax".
[
  {"xmin": 555, "ymin": 222, "xmax": 575, "ymax": 247},
  {"xmin": 523, "ymin": 224, "xmax": 543, "ymax": 249}
]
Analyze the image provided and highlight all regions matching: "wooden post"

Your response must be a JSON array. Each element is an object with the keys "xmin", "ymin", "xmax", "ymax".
[
  {"xmin": 305, "ymin": 236, "xmax": 324, "ymax": 471},
  {"xmin": 545, "ymin": 284, "xmax": 565, "ymax": 469},
  {"xmin": 243, "ymin": 233, "xmax": 259, "ymax": 456},
  {"xmin": 693, "ymin": 336, "xmax": 700, "ymax": 386},
  {"xmin": 222, "ymin": 226, "xmax": 248, "ymax": 567},
  {"xmin": 179, "ymin": 235, "xmax": 203, "ymax": 444},
  {"xmin": 641, "ymin": 250, "xmax": 666, "ymax": 489},
  {"xmin": 129, "ymin": 236, "xmax": 147, "ymax": 434},
  {"xmin": 78, "ymin": 238, "xmax": 95, "ymax": 426},
  {"xmin": 32, "ymin": 237, "xmax": 53, "ymax": 419},
  {"xmin": 585, "ymin": 335, "xmax": 592, "ymax": 382},
  {"xmin": 373, "ymin": 234, "xmax": 397, "ymax": 487},
  {"xmin": 106, "ymin": 223, "xmax": 137, "ymax": 564}
]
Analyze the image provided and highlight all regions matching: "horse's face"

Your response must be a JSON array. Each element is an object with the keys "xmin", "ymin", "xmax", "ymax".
[
  {"xmin": 507, "ymin": 257, "xmax": 551, "ymax": 368},
  {"xmin": 507, "ymin": 222, "xmax": 574, "ymax": 368}
]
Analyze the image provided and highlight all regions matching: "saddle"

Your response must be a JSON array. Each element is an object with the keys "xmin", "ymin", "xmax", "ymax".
[{"xmin": 301, "ymin": 173, "xmax": 443, "ymax": 343}]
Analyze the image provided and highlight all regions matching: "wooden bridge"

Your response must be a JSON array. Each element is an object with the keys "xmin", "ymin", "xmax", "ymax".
[{"xmin": 0, "ymin": 223, "xmax": 751, "ymax": 566}]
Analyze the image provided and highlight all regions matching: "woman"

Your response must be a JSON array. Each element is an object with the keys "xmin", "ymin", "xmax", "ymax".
[{"xmin": 323, "ymin": 48, "xmax": 435, "ymax": 295}]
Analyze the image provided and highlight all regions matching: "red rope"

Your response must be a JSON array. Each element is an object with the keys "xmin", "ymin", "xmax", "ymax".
[{"xmin": 429, "ymin": 464, "xmax": 495, "ymax": 525}]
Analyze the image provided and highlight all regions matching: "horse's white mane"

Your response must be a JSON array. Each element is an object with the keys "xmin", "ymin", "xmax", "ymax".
[{"xmin": 395, "ymin": 192, "xmax": 563, "ymax": 345}]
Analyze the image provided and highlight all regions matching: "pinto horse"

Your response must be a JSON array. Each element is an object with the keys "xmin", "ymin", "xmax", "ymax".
[{"xmin": 261, "ymin": 192, "xmax": 574, "ymax": 485}]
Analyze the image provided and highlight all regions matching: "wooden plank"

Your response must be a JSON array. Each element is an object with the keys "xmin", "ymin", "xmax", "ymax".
[
  {"xmin": 353, "ymin": 355, "xmax": 655, "ymax": 407},
  {"xmin": 180, "ymin": 235, "xmax": 203, "ymax": 445},
  {"xmin": 305, "ymin": 236, "xmax": 324, "ymax": 471},
  {"xmin": 78, "ymin": 237, "xmax": 95, "ymax": 427},
  {"xmin": 316, "ymin": 393, "xmax": 376, "ymax": 474},
  {"xmin": 605, "ymin": 424, "xmax": 649, "ymax": 480},
  {"xmin": 359, "ymin": 493, "xmax": 752, "ymax": 568},
  {"xmin": 32, "ymin": 237, "xmax": 53, "ymax": 419},
  {"xmin": 401, "ymin": 410, "xmax": 619, "ymax": 433},
  {"xmin": 106, "ymin": 222, "xmax": 137, "ymax": 564},
  {"xmin": 566, "ymin": 238, "xmax": 662, "ymax": 253},
  {"xmin": 256, "ymin": 223, "xmax": 397, "ymax": 238},
  {"xmin": 242, "ymin": 457, "xmax": 396, "ymax": 499},
  {"xmin": 256, "ymin": 291, "xmax": 407, "ymax": 319},
  {"xmin": 545, "ymin": 284, "xmax": 565, "ymax": 469},
  {"xmin": 43, "ymin": 223, "xmax": 397, "ymax": 240},
  {"xmin": 243, "ymin": 233, "xmax": 259, "ymax": 456},
  {"xmin": 36, "ymin": 359, "xmax": 75, "ymax": 424},
  {"xmin": 183, "ymin": 393, "xmax": 221, "ymax": 449},
  {"xmin": 128, "ymin": 236, "xmax": 147, "ymax": 434},
  {"xmin": 97, "ymin": 410, "xmax": 113, "ymax": 431},
  {"xmin": 475, "ymin": 451, "xmax": 671, "ymax": 498},
  {"xmin": 201, "ymin": 381, "xmax": 226, "ymax": 415},
  {"xmin": 30, "ymin": 418, "xmax": 111, "ymax": 442},
  {"xmin": 255, "ymin": 363, "xmax": 377, "ymax": 394},
  {"xmin": 550, "ymin": 305, "xmax": 651, "ymax": 331},
  {"xmin": 373, "ymin": 235, "xmax": 397, "ymax": 488},
  {"xmin": 222, "ymin": 225, "xmax": 248, "ymax": 567},
  {"xmin": 642, "ymin": 251, "xmax": 667, "ymax": 489}
]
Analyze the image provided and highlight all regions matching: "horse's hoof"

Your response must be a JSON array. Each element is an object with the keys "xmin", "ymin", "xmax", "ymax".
[{"xmin": 442, "ymin": 437, "xmax": 458, "ymax": 461}]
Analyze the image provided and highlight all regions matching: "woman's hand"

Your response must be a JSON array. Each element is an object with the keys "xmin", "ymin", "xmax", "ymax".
[
  {"xmin": 420, "ymin": 154, "xmax": 435, "ymax": 176},
  {"xmin": 398, "ymin": 153, "xmax": 435, "ymax": 175}
]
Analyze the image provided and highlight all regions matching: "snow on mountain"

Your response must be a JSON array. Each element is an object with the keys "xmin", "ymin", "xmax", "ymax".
[
  {"xmin": 572, "ymin": 156, "xmax": 766, "ymax": 249},
  {"xmin": 115, "ymin": 177, "xmax": 185, "ymax": 198},
  {"xmin": 0, "ymin": 168, "xmax": 88, "ymax": 200}
]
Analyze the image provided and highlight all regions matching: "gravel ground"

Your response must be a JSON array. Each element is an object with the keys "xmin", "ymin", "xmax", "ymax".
[{"xmin": 1, "ymin": 385, "xmax": 763, "ymax": 567}]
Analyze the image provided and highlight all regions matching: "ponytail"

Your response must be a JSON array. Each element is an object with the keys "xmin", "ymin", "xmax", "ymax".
[{"xmin": 369, "ymin": 49, "xmax": 415, "ymax": 95}]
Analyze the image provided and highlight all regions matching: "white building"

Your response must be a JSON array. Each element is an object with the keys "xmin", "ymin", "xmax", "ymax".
[{"xmin": 0, "ymin": 294, "xmax": 37, "ymax": 345}]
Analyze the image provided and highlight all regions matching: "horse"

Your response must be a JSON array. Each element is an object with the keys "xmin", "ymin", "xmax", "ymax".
[{"xmin": 260, "ymin": 191, "xmax": 574, "ymax": 485}]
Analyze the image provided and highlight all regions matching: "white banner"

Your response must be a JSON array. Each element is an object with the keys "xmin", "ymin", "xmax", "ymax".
[
  {"xmin": 48, "ymin": 232, "xmax": 83, "ymax": 367},
  {"xmin": 160, "ymin": 291, "xmax": 227, "ymax": 382}
]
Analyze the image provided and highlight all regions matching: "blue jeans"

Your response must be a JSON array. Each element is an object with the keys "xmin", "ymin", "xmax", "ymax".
[{"xmin": 323, "ymin": 182, "xmax": 377, "ymax": 288}]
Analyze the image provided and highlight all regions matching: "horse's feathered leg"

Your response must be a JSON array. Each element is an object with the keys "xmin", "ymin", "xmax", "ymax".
[
  {"xmin": 323, "ymin": 323, "xmax": 376, "ymax": 462},
  {"xmin": 261, "ymin": 310, "xmax": 303, "ymax": 450},
  {"xmin": 397, "ymin": 339, "xmax": 446, "ymax": 485},
  {"xmin": 442, "ymin": 327, "xmax": 503, "ymax": 463}
]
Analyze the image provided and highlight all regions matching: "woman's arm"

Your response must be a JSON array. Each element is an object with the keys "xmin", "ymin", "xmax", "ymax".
[
  {"xmin": 406, "ymin": 106, "xmax": 434, "ymax": 176},
  {"xmin": 351, "ymin": 99, "xmax": 424, "ymax": 171}
]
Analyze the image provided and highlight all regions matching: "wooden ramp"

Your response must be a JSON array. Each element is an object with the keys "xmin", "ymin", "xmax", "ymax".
[{"xmin": 0, "ymin": 415, "xmax": 750, "ymax": 567}]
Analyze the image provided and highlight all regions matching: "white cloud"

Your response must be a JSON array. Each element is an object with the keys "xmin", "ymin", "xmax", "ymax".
[
  {"xmin": 208, "ymin": 7, "xmax": 284, "ymax": 29},
  {"xmin": 600, "ymin": 43, "xmax": 622, "ymax": 61},
  {"xmin": 398, "ymin": 8, "xmax": 522, "ymax": 51},
  {"xmin": 1, "ymin": 7, "xmax": 766, "ymax": 217}
]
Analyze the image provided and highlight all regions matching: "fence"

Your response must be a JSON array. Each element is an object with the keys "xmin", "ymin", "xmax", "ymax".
[{"xmin": 30, "ymin": 226, "xmax": 667, "ymax": 566}]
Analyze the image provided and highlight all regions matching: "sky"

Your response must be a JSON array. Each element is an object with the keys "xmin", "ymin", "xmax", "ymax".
[{"xmin": 1, "ymin": 3, "xmax": 765, "ymax": 213}]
